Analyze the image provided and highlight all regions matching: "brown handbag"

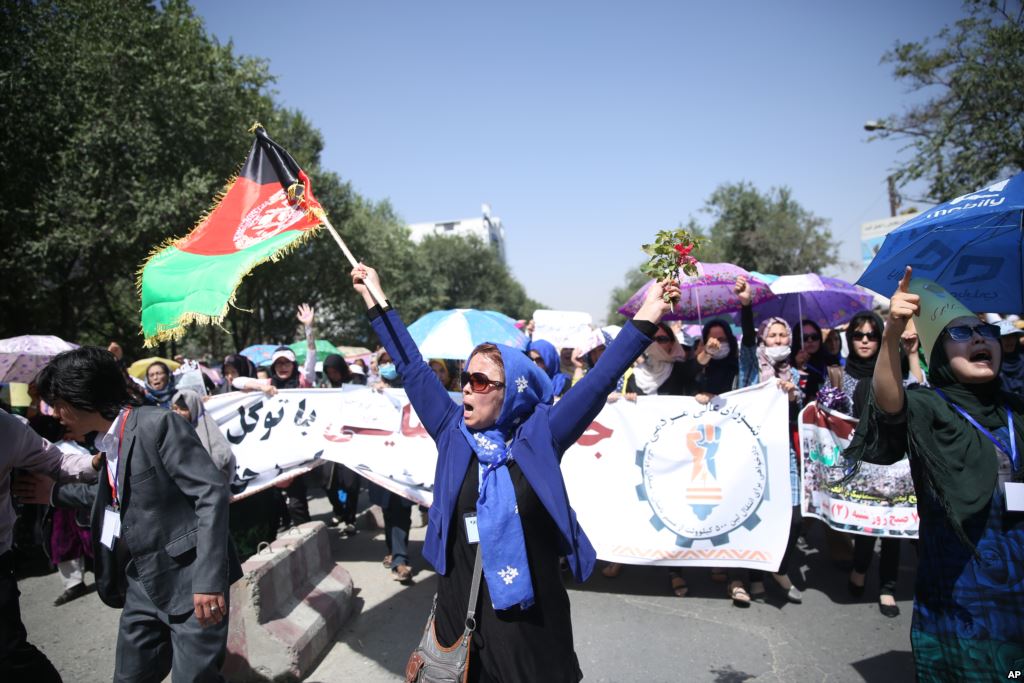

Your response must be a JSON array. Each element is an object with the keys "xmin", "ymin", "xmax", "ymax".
[{"xmin": 405, "ymin": 546, "xmax": 483, "ymax": 683}]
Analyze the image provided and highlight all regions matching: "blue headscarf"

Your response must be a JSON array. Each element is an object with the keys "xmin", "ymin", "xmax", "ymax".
[
  {"xmin": 528, "ymin": 339, "xmax": 569, "ymax": 396},
  {"xmin": 459, "ymin": 343, "xmax": 553, "ymax": 610}
]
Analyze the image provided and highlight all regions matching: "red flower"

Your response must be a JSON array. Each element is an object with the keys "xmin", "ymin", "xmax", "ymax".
[{"xmin": 674, "ymin": 243, "xmax": 694, "ymax": 256}]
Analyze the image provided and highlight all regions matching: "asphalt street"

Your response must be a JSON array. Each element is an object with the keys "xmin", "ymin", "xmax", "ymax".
[{"xmin": 18, "ymin": 493, "xmax": 917, "ymax": 683}]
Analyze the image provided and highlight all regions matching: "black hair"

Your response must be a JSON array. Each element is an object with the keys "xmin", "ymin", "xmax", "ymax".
[{"xmin": 35, "ymin": 346, "xmax": 133, "ymax": 420}]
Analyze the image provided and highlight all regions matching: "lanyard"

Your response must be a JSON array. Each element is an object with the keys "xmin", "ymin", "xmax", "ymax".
[
  {"xmin": 934, "ymin": 389, "xmax": 1018, "ymax": 471},
  {"xmin": 105, "ymin": 408, "xmax": 131, "ymax": 508}
]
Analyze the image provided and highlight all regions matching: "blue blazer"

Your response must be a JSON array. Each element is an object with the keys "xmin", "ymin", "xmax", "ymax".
[{"xmin": 370, "ymin": 308, "xmax": 652, "ymax": 581}]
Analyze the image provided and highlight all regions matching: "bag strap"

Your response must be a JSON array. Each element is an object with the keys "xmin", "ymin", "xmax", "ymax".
[{"xmin": 464, "ymin": 545, "xmax": 483, "ymax": 632}]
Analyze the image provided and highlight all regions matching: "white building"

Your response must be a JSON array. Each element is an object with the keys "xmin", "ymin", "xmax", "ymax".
[{"xmin": 408, "ymin": 204, "xmax": 507, "ymax": 263}]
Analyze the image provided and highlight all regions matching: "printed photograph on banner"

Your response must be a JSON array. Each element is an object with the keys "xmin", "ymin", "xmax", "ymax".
[
  {"xmin": 799, "ymin": 403, "xmax": 919, "ymax": 538},
  {"xmin": 562, "ymin": 382, "xmax": 792, "ymax": 571}
]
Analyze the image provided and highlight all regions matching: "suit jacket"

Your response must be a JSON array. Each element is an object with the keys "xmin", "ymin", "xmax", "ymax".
[{"xmin": 91, "ymin": 406, "xmax": 242, "ymax": 614}]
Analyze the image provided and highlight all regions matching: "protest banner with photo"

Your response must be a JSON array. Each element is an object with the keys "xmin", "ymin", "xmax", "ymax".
[
  {"xmin": 213, "ymin": 383, "xmax": 794, "ymax": 569},
  {"xmin": 531, "ymin": 309, "xmax": 593, "ymax": 350},
  {"xmin": 799, "ymin": 403, "xmax": 919, "ymax": 538}
]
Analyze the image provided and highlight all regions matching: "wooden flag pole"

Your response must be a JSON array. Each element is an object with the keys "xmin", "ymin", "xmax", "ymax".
[{"xmin": 319, "ymin": 215, "xmax": 388, "ymax": 308}]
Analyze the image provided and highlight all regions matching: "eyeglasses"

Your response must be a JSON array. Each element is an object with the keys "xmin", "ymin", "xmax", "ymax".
[
  {"xmin": 850, "ymin": 331, "xmax": 881, "ymax": 342},
  {"xmin": 460, "ymin": 371, "xmax": 505, "ymax": 394},
  {"xmin": 802, "ymin": 333, "xmax": 821, "ymax": 343},
  {"xmin": 653, "ymin": 335, "xmax": 673, "ymax": 343},
  {"xmin": 944, "ymin": 323, "xmax": 1000, "ymax": 342}
]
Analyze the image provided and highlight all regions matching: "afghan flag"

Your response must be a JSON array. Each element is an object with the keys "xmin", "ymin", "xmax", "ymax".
[{"xmin": 139, "ymin": 126, "xmax": 323, "ymax": 346}]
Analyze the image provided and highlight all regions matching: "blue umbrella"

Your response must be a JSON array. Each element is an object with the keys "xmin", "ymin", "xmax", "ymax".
[
  {"xmin": 407, "ymin": 309, "xmax": 528, "ymax": 360},
  {"xmin": 239, "ymin": 344, "xmax": 278, "ymax": 367},
  {"xmin": 857, "ymin": 173, "xmax": 1024, "ymax": 312}
]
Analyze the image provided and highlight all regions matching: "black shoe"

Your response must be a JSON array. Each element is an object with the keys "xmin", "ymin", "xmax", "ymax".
[
  {"xmin": 54, "ymin": 583, "xmax": 90, "ymax": 606},
  {"xmin": 879, "ymin": 600, "xmax": 900, "ymax": 618},
  {"xmin": 847, "ymin": 580, "xmax": 865, "ymax": 598}
]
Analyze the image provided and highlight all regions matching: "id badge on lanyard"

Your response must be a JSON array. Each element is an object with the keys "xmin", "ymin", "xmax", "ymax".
[{"xmin": 100, "ymin": 409, "xmax": 130, "ymax": 549}]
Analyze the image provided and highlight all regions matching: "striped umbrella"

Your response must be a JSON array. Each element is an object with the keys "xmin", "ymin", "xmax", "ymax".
[{"xmin": 407, "ymin": 309, "xmax": 528, "ymax": 360}]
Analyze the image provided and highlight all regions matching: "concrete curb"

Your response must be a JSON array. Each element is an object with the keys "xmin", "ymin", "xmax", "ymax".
[{"xmin": 225, "ymin": 522, "xmax": 354, "ymax": 682}]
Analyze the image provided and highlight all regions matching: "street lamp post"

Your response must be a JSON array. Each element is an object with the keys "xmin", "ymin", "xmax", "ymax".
[{"xmin": 864, "ymin": 119, "xmax": 945, "ymax": 202}]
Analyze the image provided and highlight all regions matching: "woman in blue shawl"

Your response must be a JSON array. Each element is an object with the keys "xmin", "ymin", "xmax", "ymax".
[
  {"xmin": 351, "ymin": 264, "xmax": 678, "ymax": 682},
  {"xmin": 528, "ymin": 338, "xmax": 570, "ymax": 398}
]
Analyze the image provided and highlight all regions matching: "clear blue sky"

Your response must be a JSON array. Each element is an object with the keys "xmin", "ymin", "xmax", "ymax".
[{"xmin": 193, "ymin": 0, "xmax": 966, "ymax": 323}]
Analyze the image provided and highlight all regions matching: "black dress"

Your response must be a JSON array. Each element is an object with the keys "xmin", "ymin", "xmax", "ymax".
[{"xmin": 433, "ymin": 455, "xmax": 583, "ymax": 683}]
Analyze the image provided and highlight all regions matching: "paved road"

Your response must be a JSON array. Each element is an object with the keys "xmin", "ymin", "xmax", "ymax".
[{"xmin": 18, "ymin": 494, "xmax": 917, "ymax": 682}]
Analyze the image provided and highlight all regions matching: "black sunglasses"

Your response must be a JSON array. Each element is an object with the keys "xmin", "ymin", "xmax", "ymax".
[
  {"xmin": 802, "ymin": 333, "xmax": 821, "ymax": 343},
  {"xmin": 944, "ymin": 323, "xmax": 1000, "ymax": 342},
  {"xmin": 653, "ymin": 335, "xmax": 673, "ymax": 343},
  {"xmin": 850, "ymin": 331, "xmax": 881, "ymax": 342},
  {"xmin": 460, "ymin": 371, "xmax": 505, "ymax": 393}
]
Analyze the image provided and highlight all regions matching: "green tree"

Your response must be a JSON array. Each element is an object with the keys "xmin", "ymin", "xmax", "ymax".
[
  {"xmin": 0, "ymin": 0, "xmax": 276, "ymax": 356},
  {"xmin": 0, "ymin": 0, "xmax": 541, "ymax": 363},
  {"xmin": 695, "ymin": 182, "xmax": 836, "ymax": 276},
  {"xmin": 608, "ymin": 181, "xmax": 837, "ymax": 320},
  {"xmin": 872, "ymin": 0, "xmax": 1024, "ymax": 200}
]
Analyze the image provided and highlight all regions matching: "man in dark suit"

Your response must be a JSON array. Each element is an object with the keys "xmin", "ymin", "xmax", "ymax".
[{"xmin": 36, "ymin": 347, "xmax": 242, "ymax": 682}]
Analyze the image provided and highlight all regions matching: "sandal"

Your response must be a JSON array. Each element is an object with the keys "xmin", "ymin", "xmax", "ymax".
[
  {"xmin": 602, "ymin": 562, "xmax": 623, "ymax": 578},
  {"xmin": 728, "ymin": 581, "xmax": 751, "ymax": 607},
  {"xmin": 382, "ymin": 554, "xmax": 393, "ymax": 568},
  {"xmin": 392, "ymin": 564, "xmax": 413, "ymax": 583},
  {"xmin": 669, "ymin": 572, "xmax": 688, "ymax": 597}
]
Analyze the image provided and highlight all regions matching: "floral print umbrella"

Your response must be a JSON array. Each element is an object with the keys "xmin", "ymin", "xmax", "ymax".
[{"xmin": 0, "ymin": 335, "xmax": 79, "ymax": 384}]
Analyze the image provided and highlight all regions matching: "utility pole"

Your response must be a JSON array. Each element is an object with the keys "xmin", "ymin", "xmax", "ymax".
[{"xmin": 887, "ymin": 176, "xmax": 901, "ymax": 217}]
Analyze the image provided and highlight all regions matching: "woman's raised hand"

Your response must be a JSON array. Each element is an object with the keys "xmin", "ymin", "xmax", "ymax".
[
  {"xmin": 734, "ymin": 275, "xmax": 752, "ymax": 307},
  {"xmin": 296, "ymin": 303, "xmax": 315, "ymax": 327},
  {"xmin": 634, "ymin": 278, "xmax": 682, "ymax": 324},
  {"xmin": 351, "ymin": 264, "xmax": 386, "ymax": 308},
  {"xmin": 887, "ymin": 267, "xmax": 919, "ymax": 335}
]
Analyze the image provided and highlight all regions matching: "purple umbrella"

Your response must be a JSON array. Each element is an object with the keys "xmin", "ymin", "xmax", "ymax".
[
  {"xmin": 618, "ymin": 262, "xmax": 774, "ymax": 322},
  {"xmin": 0, "ymin": 335, "xmax": 79, "ymax": 383},
  {"xmin": 755, "ymin": 274, "xmax": 875, "ymax": 328}
]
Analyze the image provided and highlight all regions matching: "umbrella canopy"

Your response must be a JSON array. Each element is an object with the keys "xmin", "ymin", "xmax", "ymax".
[
  {"xmin": 0, "ymin": 335, "xmax": 78, "ymax": 384},
  {"xmin": 756, "ymin": 274, "xmax": 876, "ymax": 328},
  {"xmin": 289, "ymin": 339, "xmax": 341, "ymax": 365},
  {"xmin": 618, "ymin": 262, "xmax": 774, "ymax": 322},
  {"xmin": 128, "ymin": 356, "xmax": 181, "ymax": 379},
  {"xmin": 858, "ymin": 173, "xmax": 1024, "ymax": 312},
  {"xmin": 407, "ymin": 309, "xmax": 528, "ymax": 360},
  {"xmin": 337, "ymin": 345, "xmax": 372, "ymax": 358},
  {"xmin": 239, "ymin": 344, "xmax": 278, "ymax": 367}
]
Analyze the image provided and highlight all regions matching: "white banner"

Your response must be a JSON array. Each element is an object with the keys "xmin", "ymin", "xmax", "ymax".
[
  {"xmin": 563, "ymin": 382, "xmax": 792, "ymax": 570},
  {"xmin": 799, "ymin": 403, "xmax": 919, "ymax": 538},
  {"xmin": 206, "ymin": 388, "xmax": 437, "ymax": 505},
  {"xmin": 211, "ymin": 384, "xmax": 794, "ymax": 569},
  {"xmin": 532, "ymin": 309, "xmax": 593, "ymax": 350}
]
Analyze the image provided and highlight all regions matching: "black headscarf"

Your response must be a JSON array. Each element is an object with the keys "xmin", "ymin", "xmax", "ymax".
[
  {"xmin": 322, "ymin": 354, "xmax": 352, "ymax": 387},
  {"xmin": 794, "ymin": 319, "xmax": 839, "ymax": 400},
  {"xmin": 843, "ymin": 312, "xmax": 884, "ymax": 381},
  {"xmin": 223, "ymin": 354, "xmax": 256, "ymax": 378},
  {"xmin": 697, "ymin": 319, "xmax": 739, "ymax": 395}
]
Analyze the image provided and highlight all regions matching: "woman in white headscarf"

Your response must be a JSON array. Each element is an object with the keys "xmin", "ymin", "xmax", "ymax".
[{"xmin": 170, "ymin": 389, "xmax": 236, "ymax": 485}]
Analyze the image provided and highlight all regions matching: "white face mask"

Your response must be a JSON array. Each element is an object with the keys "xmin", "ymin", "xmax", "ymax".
[
  {"xmin": 708, "ymin": 343, "xmax": 731, "ymax": 360},
  {"xmin": 764, "ymin": 345, "xmax": 791, "ymax": 363}
]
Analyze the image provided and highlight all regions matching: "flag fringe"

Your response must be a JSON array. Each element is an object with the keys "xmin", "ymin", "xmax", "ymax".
[{"xmin": 139, "ymin": 225, "xmax": 321, "ymax": 347}]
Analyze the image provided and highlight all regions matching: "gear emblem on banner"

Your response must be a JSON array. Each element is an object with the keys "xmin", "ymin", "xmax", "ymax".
[{"xmin": 635, "ymin": 405, "xmax": 771, "ymax": 548}]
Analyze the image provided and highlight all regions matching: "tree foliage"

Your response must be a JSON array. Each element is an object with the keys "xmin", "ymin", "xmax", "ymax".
[
  {"xmin": 875, "ymin": 0, "xmax": 1024, "ymax": 200},
  {"xmin": 0, "ymin": 0, "xmax": 537, "ymax": 362},
  {"xmin": 605, "ymin": 181, "xmax": 837, "ymax": 323}
]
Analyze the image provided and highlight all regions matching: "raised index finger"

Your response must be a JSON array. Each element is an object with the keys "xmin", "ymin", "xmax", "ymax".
[{"xmin": 897, "ymin": 266, "xmax": 913, "ymax": 293}]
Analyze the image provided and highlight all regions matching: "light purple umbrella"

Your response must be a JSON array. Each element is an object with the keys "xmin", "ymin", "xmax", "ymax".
[
  {"xmin": 0, "ymin": 335, "xmax": 79, "ymax": 383},
  {"xmin": 617, "ymin": 262, "xmax": 774, "ymax": 322},
  {"xmin": 755, "ymin": 274, "xmax": 876, "ymax": 328}
]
